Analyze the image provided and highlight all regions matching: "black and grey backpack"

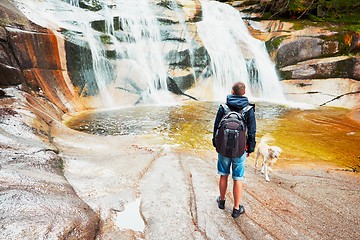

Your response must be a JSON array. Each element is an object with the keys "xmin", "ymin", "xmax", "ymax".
[{"xmin": 214, "ymin": 104, "xmax": 252, "ymax": 158}]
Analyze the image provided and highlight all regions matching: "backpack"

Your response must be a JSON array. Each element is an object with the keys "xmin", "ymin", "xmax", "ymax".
[{"xmin": 214, "ymin": 104, "xmax": 253, "ymax": 158}]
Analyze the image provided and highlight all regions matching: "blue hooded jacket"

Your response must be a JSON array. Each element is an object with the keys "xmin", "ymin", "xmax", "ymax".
[{"xmin": 213, "ymin": 94, "xmax": 256, "ymax": 153}]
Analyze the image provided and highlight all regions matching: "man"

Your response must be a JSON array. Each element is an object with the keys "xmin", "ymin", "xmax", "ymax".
[{"xmin": 212, "ymin": 81, "xmax": 256, "ymax": 218}]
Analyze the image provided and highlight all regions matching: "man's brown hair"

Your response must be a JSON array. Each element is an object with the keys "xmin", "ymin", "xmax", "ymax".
[{"xmin": 232, "ymin": 81, "xmax": 245, "ymax": 96}]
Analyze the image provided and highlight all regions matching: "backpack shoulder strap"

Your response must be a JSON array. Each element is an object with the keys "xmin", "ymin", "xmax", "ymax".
[
  {"xmin": 240, "ymin": 105, "xmax": 253, "ymax": 114},
  {"xmin": 220, "ymin": 103, "xmax": 231, "ymax": 115}
]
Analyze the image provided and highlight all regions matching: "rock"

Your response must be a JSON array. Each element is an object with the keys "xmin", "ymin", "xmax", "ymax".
[
  {"xmin": 276, "ymin": 37, "xmax": 339, "ymax": 68},
  {"xmin": 350, "ymin": 32, "xmax": 360, "ymax": 53},
  {"xmin": 151, "ymin": 0, "xmax": 202, "ymax": 22},
  {"xmin": 281, "ymin": 78, "xmax": 360, "ymax": 108},
  {"xmin": 22, "ymin": 68, "xmax": 85, "ymax": 113},
  {"xmin": 0, "ymin": 26, "xmax": 6, "ymax": 40},
  {"xmin": 0, "ymin": 1, "xmax": 60, "ymax": 88},
  {"xmin": 351, "ymin": 57, "xmax": 360, "ymax": 80},
  {"xmin": 279, "ymin": 56, "xmax": 360, "ymax": 80},
  {"xmin": 7, "ymin": 27, "xmax": 62, "ymax": 70},
  {"xmin": 349, "ymin": 107, "xmax": 360, "ymax": 122},
  {"xmin": 0, "ymin": 88, "xmax": 100, "ymax": 239},
  {"xmin": 0, "ymin": 62, "xmax": 24, "ymax": 86},
  {"xmin": 0, "ymin": 0, "xmax": 33, "ymax": 29},
  {"xmin": 0, "ymin": 149, "xmax": 100, "ymax": 239},
  {"xmin": 168, "ymin": 68, "xmax": 196, "ymax": 92},
  {"xmin": 0, "ymin": 36, "xmax": 25, "ymax": 86}
]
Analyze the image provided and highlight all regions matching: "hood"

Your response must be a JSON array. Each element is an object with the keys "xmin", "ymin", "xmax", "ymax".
[{"xmin": 226, "ymin": 94, "xmax": 249, "ymax": 110}]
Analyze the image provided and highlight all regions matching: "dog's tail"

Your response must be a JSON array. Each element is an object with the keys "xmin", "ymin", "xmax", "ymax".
[{"xmin": 259, "ymin": 134, "xmax": 274, "ymax": 145}]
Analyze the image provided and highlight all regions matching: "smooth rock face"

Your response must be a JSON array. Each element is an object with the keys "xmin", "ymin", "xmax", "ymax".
[
  {"xmin": 7, "ymin": 27, "xmax": 61, "ymax": 70},
  {"xmin": 277, "ymin": 37, "xmax": 326, "ymax": 68},
  {"xmin": 0, "ymin": 1, "xmax": 29, "ymax": 86},
  {"xmin": 0, "ymin": 149, "xmax": 99, "ymax": 239},
  {"xmin": 280, "ymin": 56, "xmax": 360, "ymax": 81},
  {"xmin": 0, "ymin": 89, "xmax": 99, "ymax": 239},
  {"xmin": 281, "ymin": 78, "xmax": 360, "ymax": 108}
]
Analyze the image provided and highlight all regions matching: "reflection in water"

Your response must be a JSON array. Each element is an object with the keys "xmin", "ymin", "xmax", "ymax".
[
  {"xmin": 65, "ymin": 102, "xmax": 360, "ymax": 171},
  {"xmin": 269, "ymin": 108, "xmax": 360, "ymax": 171},
  {"xmin": 65, "ymin": 105, "xmax": 173, "ymax": 136}
]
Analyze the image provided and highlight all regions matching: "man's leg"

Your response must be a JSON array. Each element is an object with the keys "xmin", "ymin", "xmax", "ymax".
[
  {"xmin": 219, "ymin": 175, "xmax": 228, "ymax": 200},
  {"xmin": 217, "ymin": 154, "xmax": 231, "ymax": 201},
  {"xmin": 231, "ymin": 152, "xmax": 246, "ymax": 216},
  {"xmin": 233, "ymin": 180, "xmax": 243, "ymax": 209}
]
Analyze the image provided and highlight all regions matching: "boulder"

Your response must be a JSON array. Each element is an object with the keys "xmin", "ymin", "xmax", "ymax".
[
  {"xmin": 351, "ymin": 57, "xmax": 360, "ymax": 80},
  {"xmin": 276, "ymin": 37, "xmax": 339, "ymax": 68},
  {"xmin": 279, "ymin": 56, "xmax": 360, "ymax": 81}
]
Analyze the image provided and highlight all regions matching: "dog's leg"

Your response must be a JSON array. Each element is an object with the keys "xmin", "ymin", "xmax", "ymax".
[
  {"xmin": 261, "ymin": 156, "xmax": 266, "ymax": 174},
  {"xmin": 264, "ymin": 165, "xmax": 270, "ymax": 182},
  {"xmin": 262, "ymin": 156, "xmax": 270, "ymax": 182},
  {"xmin": 255, "ymin": 150, "xmax": 259, "ymax": 169}
]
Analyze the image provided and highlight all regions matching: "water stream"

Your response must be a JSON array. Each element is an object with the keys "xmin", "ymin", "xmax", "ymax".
[{"xmin": 66, "ymin": 102, "xmax": 360, "ymax": 172}]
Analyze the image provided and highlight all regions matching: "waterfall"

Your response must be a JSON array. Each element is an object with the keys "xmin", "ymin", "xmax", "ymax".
[
  {"xmin": 67, "ymin": 0, "xmax": 115, "ymax": 107},
  {"xmin": 113, "ymin": 0, "xmax": 174, "ymax": 104},
  {"xmin": 197, "ymin": 0, "xmax": 286, "ymax": 103},
  {"xmin": 13, "ymin": 0, "xmax": 115, "ymax": 107},
  {"xmin": 12, "ymin": 0, "xmax": 287, "ymax": 107},
  {"xmin": 12, "ymin": 0, "xmax": 174, "ymax": 107},
  {"xmin": 82, "ymin": 21, "xmax": 114, "ymax": 107},
  {"xmin": 67, "ymin": 0, "xmax": 79, "ymax": 7},
  {"xmin": 167, "ymin": 0, "xmax": 197, "ymax": 82}
]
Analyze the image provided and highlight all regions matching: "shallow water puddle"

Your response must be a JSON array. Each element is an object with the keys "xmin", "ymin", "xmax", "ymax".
[{"xmin": 114, "ymin": 198, "xmax": 145, "ymax": 232}]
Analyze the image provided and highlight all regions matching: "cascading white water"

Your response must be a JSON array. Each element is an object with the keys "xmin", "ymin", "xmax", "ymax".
[
  {"xmin": 103, "ymin": 3, "xmax": 114, "ymax": 36},
  {"xmin": 67, "ymin": 0, "xmax": 114, "ymax": 107},
  {"xmin": 67, "ymin": 0, "xmax": 79, "ymax": 7},
  {"xmin": 12, "ymin": 0, "xmax": 288, "ymax": 107},
  {"xmin": 12, "ymin": 0, "xmax": 175, "ymax": 106},
  {"xmin": 197, "ymin": 0, "xmax": 286, "ymax": 103},
  {"xmin": 83, "ymin": 21, "xmax": 114, "ymax": 107},
  {"xmin": 13, "ymin": 0, "xmax": 115, "ymax": 107},
  {"xmin": 113, "ymin": 0, "xmax": 174, "ymax": 104},
  {"xmin": 167, "ymin": 0, "xmax": 197, "ymax": 81}
]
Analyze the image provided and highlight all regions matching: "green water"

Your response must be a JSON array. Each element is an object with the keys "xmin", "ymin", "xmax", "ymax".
[{"xmin": 65, "ymin": 101, "xmax": 360, "ymax": 172}]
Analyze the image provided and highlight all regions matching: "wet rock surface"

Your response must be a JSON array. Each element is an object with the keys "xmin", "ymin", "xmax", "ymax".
[
  {"xmin": 0, "ymin": 88, "xmax": 99, "ymax": 239},
  {"xmin": 53, "ymin": 131, "xmax": 360, "ymax": 239},
  {"xmin": 1, "ymin": 87, "xmax": 360, "ymax": 239}
]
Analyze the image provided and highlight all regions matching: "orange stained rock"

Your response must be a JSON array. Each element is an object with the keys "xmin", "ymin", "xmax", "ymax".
[
  {"xmin": 7, "ymin": 27, "xmax": 62, "ymax": 70},
  {"xmin": 23, "ymin": 68, "xmax": 88, "ymax": 113},
  {"xmin": 7, "ymin": 27, "xmax": 89, "ymax": 113}
]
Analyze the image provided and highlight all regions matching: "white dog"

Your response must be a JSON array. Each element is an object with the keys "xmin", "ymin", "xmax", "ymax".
[{"xmin": 255, "ymin": 135, "xmax": 283, "ymax": 182}]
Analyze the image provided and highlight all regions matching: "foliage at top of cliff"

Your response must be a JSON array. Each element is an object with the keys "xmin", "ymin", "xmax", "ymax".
[{"xmin": 257, "ymin": 0, "xmax": 360, "ymax": 30}]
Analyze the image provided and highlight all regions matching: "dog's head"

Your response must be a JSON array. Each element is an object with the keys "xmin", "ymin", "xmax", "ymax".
[{"xmin": 268, "ymin": 146, "xmax": 283, "ymax": 159}]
